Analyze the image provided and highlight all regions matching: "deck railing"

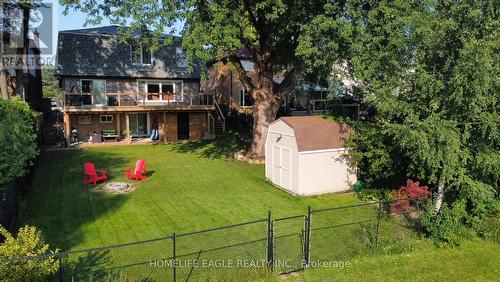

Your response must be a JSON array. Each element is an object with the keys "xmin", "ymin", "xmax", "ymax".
[{"xmin": 64, "ymin": 92, "xmax": 214, "ymax": 108}]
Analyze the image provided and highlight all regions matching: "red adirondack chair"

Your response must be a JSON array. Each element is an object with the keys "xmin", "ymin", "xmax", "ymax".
[
  {"xmin": 126, "ymin": 160, "xmax": 148, "ymax": 181},
  {"xmin": 83, "ymin": 162, "xmax": 108, "ymax": 185}
]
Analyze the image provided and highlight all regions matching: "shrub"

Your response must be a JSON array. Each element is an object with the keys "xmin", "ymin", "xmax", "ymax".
[
  {"xmin": 403, "ymin": 179, "xmax": 431, "ymax": 203},
  {"xmin": 0, "ymin": 225, "xmax": 59, "ymax": 281},
  {"xmin": 419, "ymin": 200, "xmax": 470, "ymax": 246},
  {"xmin": 0, "ymin": 98, "xmax": 39, "ymax": 188},
  {"xmin": 358, "ymin": 188, "xmax": 385, "ymax": 202}
]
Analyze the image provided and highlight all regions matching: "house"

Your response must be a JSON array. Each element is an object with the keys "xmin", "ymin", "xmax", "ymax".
[
  {"xmin": 204, "ymin": 52, "xmax": 361, "ymax": 118},
  {"xmin": 1, "ymin": 30, "xmax": 43, "ymax": 111},
  {"xmin": 203, "ymin": 49, "xmax": 256, "ymax": 115},
  {"xmin": 55, "ymin": 26, "xmax": 223, "ymax": 144},
  {"xmin": 265, "ymin": 116, "xmax": 356, "ymax": 195}
]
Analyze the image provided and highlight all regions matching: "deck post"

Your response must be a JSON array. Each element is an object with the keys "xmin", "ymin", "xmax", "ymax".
[
  {"xmin": 63, "ymin": 112, "xmax": 71, "ymax": 146},
  {"xmin": 116, "ymin": 113, "xmax": 121, "ymax": 140},
  {"xmin": 125, "ymin": 112, "xmax": 131, "ymax": 143},
  {"xmin": 163, "ymin": 111, "xmax": 167, "ymax": 142}
]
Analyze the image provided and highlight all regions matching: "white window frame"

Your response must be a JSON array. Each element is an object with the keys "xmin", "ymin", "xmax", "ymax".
[
  {"xmin": 131, "ymin": 45, "xmax": 153, "ymax": 66},
  {"xmin": 100, "ymin": 115, "xmax": 113, "ymax": 124},
  {"xmin": 137, "ymin": 80, "xmax": 184, "ymax": 101},
  {"xmin": 239, "ymin": 89, "xmax": 254, "ymax": 108}
]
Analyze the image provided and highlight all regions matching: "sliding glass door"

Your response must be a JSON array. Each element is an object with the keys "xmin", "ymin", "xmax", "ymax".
[{"xmin": 129, "ymin": 113, "xmax": 148, "ymax": 136}]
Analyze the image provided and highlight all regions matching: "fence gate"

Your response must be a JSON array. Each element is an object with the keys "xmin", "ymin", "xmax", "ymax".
[{"xmin": 271, "ymin": 215, "xmax": 308, "ymax": 274}]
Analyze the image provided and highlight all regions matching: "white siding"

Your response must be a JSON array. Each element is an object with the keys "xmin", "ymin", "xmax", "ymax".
[
  {"xmin": 297, "ymin": 150, "xmax": 356, "ymax": 195},
  {"xmin": 265, "ymin": 121, "xmax": 299, "ymax": 193}
]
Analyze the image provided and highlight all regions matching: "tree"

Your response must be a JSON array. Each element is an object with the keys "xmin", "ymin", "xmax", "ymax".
[
  {"xmin": 301, "ymin": 0, "xmax": 499, "ymax": 212},
  {"xmin": 61, "ymin": 0, "xmax": 351, "ymax": 158},
  {"xmin": 0, "ymin": 98, "xmax": 39, "ymax": 187},
  {"xmin": 0, "ymin": 225, "xmax": 59, "ymax": 282},
  {"xmin": 41, "ymin": 64, "xmax": 63, "ymax": 99}
]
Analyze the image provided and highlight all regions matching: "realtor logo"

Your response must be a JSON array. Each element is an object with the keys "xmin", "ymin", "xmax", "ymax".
[{"xmin": 1, "ymin": 1, "xmax": 56, "ymax": 68}]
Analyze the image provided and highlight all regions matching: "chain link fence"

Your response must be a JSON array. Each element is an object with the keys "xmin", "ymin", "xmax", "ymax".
[{"xmin": 2, "ymin": 200, "xmax": 413, "ymax": 281}]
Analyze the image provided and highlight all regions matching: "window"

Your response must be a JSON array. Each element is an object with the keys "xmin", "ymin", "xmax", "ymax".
[
  {"xmin": 78, "ymin": 115, "xmax": 92, "ymax": 125},
  {"xmin": 239, "ymin": 89, "xmax": 254, "ymax": 107},
  {"xmin": 132, "ymin": 45, "xmax": 152, "ymax": 65},
  {"xmin": 138, "ymin": 80, "xmax": 183, "ymax": 101},
  {"xmin": 175, "ymin": 47, "xmax": 188, "ymax": 68},
  {"xmin": 100, "ymin": 115, "xmax": 113, "ymax": 124},
  {"xmin": 81, "ymin": 80, "xmax": 92, "ymax": 93}
]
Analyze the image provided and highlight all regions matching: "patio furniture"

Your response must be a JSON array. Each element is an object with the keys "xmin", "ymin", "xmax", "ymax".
[
  {"xmin": 91, "ymin": 132, "xmax": 103, "ymax": 143},
  {"xmin": 126, "ymin": 160, "xmax": 148, "ymax": 181},
  {"xmin": 102, "ymin": 130, "xmax": 119, "ymax": 142},
  {"xmin": 83, "ymin": 162, "xmax": 108, "ymax": 185}
]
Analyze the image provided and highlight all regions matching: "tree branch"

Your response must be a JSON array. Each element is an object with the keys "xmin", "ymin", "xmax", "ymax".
[
  {"xmin": 275, "ymin": 61, "xmax": 304, "ymax": 98},
  {"xmin": 228, "ymin": 55, "xmax": 255, "ymax": 90},
  {"xmin": 241, "ymin": 0, "xmax": 261, "ymax": 35}
]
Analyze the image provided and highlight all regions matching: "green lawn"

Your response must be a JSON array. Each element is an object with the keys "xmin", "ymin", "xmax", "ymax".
[
  {"xmin": 284, "ymin": 239, "xmax": 500, "ymax": 281},
  {"xmin": 21, "ymin": 137, "xmax": 498, "ymax": 281},
  {"xmin": 22, "ymin": 137, "xmax": 363, "ymax": 251}
]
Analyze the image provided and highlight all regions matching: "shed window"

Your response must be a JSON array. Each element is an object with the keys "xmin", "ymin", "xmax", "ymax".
[
  {"xmin": 239, "ymin": 89, "xmax": 254, "ymax": 107},
  {"xmin": 78, "ymin": 115, "xmax": 92, "ymax": 125},
  {"xmin": 100, "ymin": 115, "xmax": 113, "ymax": 124}
]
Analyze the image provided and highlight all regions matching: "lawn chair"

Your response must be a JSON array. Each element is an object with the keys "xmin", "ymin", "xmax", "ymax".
[
  {"xmin": 83, "ymin": 162, "xmax": 108, "ymax": 185},
  {"xmin": 126, "ymin": 160, "xmax": 148, "ymax": 181}
]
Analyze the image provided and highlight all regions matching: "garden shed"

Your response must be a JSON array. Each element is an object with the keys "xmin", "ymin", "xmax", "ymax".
[{"xmin": 265, "ymin": 116, "xmax": 356, "ymax": 195}]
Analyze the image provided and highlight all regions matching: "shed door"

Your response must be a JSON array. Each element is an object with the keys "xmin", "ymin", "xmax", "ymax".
[{"xmin": 273, "ymin": 146, "xmax": 291, "ymax": 190}]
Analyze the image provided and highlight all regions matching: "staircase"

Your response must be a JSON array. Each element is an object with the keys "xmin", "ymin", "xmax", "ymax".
[{"xmin": 210, "ymin": 100, "xmax": 226, "ymax": 136}]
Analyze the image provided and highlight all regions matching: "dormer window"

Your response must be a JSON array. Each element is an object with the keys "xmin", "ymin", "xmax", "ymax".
[
  {"xmin": 175, "ymin": 47, "xmax": 188, "ymax": 68},
  {"xmin": 131, "ymin": 45, "xmax": 152, "ymax": 65}
]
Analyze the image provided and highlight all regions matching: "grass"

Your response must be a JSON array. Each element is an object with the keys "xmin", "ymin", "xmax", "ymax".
[
  {"xmin": 22, "ymin": 135, "xmax": 363, "ymax": 251},
  {"xmin": 283, "ymin": 238, "xmax": 500, "ymax": 281},
  {"xmin": 20, "ymin": 135, "xmax": 499, "ymax": 281}
]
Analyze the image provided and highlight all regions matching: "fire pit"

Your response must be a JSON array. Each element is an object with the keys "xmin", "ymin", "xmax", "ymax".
[{"xmin": 99, "ymin": 182, "xmax": 134, "ymax": 193}]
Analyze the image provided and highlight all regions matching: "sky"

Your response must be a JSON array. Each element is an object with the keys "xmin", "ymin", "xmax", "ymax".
[{"xmin": 58, "ymin": 3, "xmax": 117, "ymax": 31}]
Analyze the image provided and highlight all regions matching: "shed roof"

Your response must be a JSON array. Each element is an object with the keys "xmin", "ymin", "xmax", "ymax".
[{"xmin": 275, "ymin": 116, "xmax": 351, "ymax": 152}]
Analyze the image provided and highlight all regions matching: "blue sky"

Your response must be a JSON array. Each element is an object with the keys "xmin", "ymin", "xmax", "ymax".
[{"xmin": 58, "ymin": 3, "xmax": 117, "ymax": 31}]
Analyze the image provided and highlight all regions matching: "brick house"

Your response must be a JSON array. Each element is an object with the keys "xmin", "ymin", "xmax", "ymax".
[
  {"xmin": 203, "ymin": 49, "xmax": 330, "ymax": 117},
  {"xmin": 55, "ymin": 26, "xmax": 223, "ymax": 144}
]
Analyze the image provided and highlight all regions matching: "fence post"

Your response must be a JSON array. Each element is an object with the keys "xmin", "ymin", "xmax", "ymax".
[
  {"xmin": 172, "ymin": 232, "xmax": 177, "ymax": 282},
  {"xmin": 266, "ymin": 210, "xmax": 274, "ymax": 272},
  {"xmin": 375, "ymin": 201, "xmax": 383, "ymax": 247},
  {"xmin": 303, "ymin": 206, "xmax": 312, "ymax": 267}
]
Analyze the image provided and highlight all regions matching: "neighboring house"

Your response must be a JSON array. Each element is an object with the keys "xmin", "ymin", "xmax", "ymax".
[
  {"xmin": 203, "ymin": 49, "xmax": 257, "ymax": 115},
  {"xmin": 55, "ymin": 26, "xmax": 223, "ymax": 144},
  {"xmin": 0, "ymin": 30, "xmax": 43, "ymax": 111},
  {"xmin": 204, "ymin": 49, "xmax": 355, "ymax": 117}
]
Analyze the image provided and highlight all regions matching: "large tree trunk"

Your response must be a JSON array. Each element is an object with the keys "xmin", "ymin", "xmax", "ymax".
[{"xmin": 247, "ymin": 87, "xmax": 279, "ymax": 158}]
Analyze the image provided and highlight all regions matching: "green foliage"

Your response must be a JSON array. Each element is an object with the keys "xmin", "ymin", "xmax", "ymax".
[
  {"xmin": 357, "ymin": 188, "xmax": 385, "ymax": 202},
  {"xmin": 41, "ymin": 65, "xmax": 63, "ymax": 99},
  {"xmin": 419, "ymin": 201, "xmax": 470, "ymax": 246},
  {"xmin": 0, "ymin": 98, "xmax": 39, "ymax": 187},
  {"xmin": 0, "ymin": 225, "xmax": 59, "ymax": 282},
  {"xmin": 347, "ymin": 122, "xmax": 406, "ymax": 188}
]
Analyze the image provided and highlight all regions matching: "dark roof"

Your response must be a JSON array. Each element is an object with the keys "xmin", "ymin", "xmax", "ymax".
[
  {"xmin": 276, "ymin": 116, "xmax": 351, "ymax": 152},
  {"xmin": 55, "ymin": 26, "xmax": 200, "ymax": 79}
]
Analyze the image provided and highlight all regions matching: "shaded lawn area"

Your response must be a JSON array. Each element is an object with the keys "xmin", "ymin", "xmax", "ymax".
[
  {"xmin": 22, "ymin": 137, "xmax": 363, "ymax": 251},
  {"xmin": 285, "ymin": 239, "xmax": 500, "ymax": 281}
]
